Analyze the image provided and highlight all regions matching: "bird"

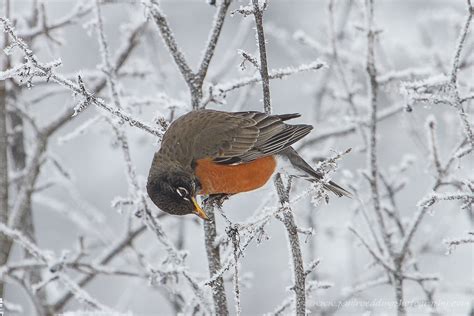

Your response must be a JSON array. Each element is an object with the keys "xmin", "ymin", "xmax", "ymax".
[{"xmin": 146, "ymin": 109, "xmax": 350, "ymax": 220}]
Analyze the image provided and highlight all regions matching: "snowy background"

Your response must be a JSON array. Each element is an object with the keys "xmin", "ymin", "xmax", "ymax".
[{"xmin": 1, "ymin": 0, "xmax": 473, "ymax": 315}]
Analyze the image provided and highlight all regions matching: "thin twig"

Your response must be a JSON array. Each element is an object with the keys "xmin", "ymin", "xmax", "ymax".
[
  {"xmin": 365, "ymin": 0, "xmax": 404, "ymax": 313},
  {"xmin": 0, "ymin": 13, "xmax": 9, "ymax": 298},
  {"xmin": 252, "ymin": 0, "xmax": 272, "ymax": 113},
  {"xmin": 248, "ymin": 1, "xmax": 307, "ymax": 313},
  {"xmin": 450, "ymin": 0, "xmax": 474, "ymax": 151},
  {"xmin": 364, "ymin": 0, "xmax": 394, "ymax": 259},
  {"xmin": 147, "ymin": 0, "xmax": 231, "ymax": 109}
]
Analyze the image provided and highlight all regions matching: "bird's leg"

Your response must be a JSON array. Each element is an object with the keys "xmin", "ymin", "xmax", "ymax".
[{"xmin": 203, "ymin": 193, "xmax": 231, "ymax": 208}]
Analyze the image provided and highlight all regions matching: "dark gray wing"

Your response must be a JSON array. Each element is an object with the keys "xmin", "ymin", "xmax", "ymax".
[{"xmin": 162, "ymin": 110, "xmax": 312, "ymax": 165}]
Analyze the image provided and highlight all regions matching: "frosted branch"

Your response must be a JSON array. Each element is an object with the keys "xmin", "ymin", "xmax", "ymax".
[
  {"xmin": 0, "ymin": 17, "xmax": 163, "ymax": 138},
  {"xmin": 251, "ymin": 0, "xmax": 271, "ymax": 113},
  {"xmin": 444, "ymin": 233, "xmax": 474, "ymax": 254}
]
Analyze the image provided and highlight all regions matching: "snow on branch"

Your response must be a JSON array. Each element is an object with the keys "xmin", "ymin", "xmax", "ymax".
[
  {"xmin": 0, "ymin": 222, "xmax": 117, "ymax": 313},
  {"xmin": 444, "ymin": 232, "xmax": 474, "ymax": 254},
  {"xmin": 239, "ymin": 1, "xmax": 312, "ymax": 313},
  {"xmin": 146, "ymin": 0, "xmax": 232, "ymax": 108},
  {"xmin": 0, "ymin": 17, "xmax": 163, "ymax": 138},
  {"xmin": 202, "ymin": 61, "xmax": 326, "ymax": 106},
  {"xmin": 418, "ymin": 192, "xmax": 474, "ymax": 208},
  {"xmin": 402, "ymin": 0, "xmax": 474, "ymax": 150},
  {"xmin": 1, "ymin": 1, "xmax": 472, "ymax": 315}
]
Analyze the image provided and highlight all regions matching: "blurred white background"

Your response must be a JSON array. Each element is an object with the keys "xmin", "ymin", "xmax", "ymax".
[{"xmin": 2, "ymin": 0, "xmax": 473, "ymax": 315}]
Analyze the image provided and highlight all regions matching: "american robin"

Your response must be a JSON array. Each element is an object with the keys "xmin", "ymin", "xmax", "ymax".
[{"xmin": 147, "ymin": 110, "xmax": 350, "ymax": 220}]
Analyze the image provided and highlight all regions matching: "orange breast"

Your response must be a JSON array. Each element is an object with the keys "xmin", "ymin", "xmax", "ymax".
[{"xmin": 195, "ymin": 156, "xmax": 277, "ymax": 195}]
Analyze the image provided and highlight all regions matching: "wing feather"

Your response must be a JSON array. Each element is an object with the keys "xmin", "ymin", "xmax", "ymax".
[{"xmin": 204, "ymin": 111, "xmax": 313, "ymax": 165}]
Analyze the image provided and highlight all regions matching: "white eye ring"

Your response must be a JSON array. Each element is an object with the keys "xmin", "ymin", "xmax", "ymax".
[{"xmin": 176, "ymin": 187, "xmax": 189, "ymax": 197}]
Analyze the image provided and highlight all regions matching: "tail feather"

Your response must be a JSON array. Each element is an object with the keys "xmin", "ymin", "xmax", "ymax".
[
  {"xmin": 323, "ymin": 181, "xmax": 352, "ymax": 198},
  {"xmin": 281, "ymin": 147, "xmax": 351, "ymax": 198},
  {"xmin": 277, "ymin": 113, "xmax": 301, "ymax": 121}
]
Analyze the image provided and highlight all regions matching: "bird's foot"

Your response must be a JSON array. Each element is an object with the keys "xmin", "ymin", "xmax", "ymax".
[{"xmin": 203, "ymin": 193, "xmax": 231, "ymax": 208}]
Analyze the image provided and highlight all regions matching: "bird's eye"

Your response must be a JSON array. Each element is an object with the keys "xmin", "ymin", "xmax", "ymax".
[{"xmin": 176, "ymin": 187, "xmax": 189, "ymax": 198}]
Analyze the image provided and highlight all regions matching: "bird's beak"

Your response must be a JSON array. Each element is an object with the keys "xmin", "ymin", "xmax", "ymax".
[{"xmin": 191, "ymin": 196, "xmax": 209, "ymax": 221}]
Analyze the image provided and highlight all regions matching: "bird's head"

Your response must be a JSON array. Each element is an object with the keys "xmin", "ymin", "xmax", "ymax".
[{"xmin": 146, "ymin": 170, "xmax": 209, "ymax": 220}]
